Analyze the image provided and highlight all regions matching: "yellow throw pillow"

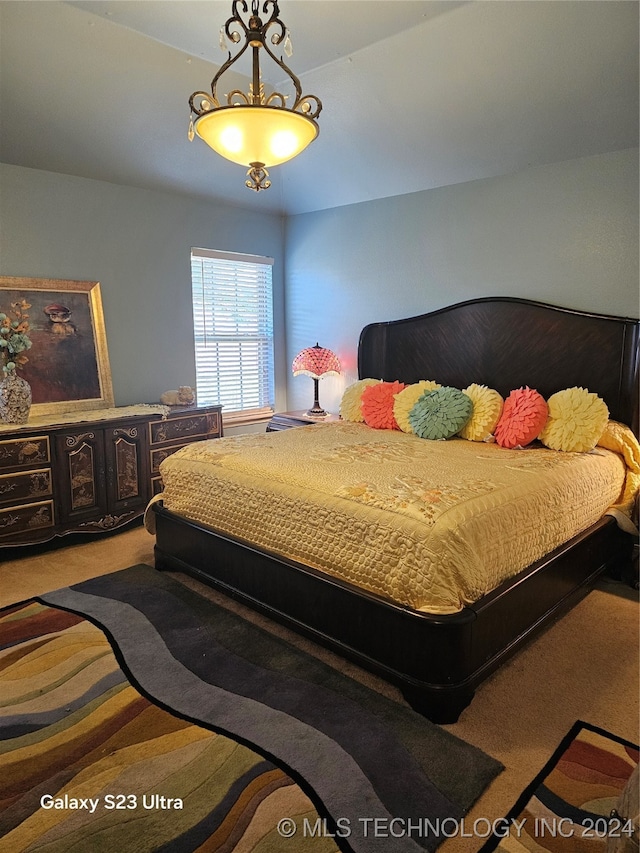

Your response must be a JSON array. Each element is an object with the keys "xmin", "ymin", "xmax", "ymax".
[
  {"xmin": 393, "ymin": 380, "xmax": 441, "ymax": 433},
  {"xmin": 339, "ymin": 378, "xmax": 381, "ymax": 422},
  {"xmin": 539, "ymin": 387, "xmax": 609, "ymax": 452},
  {"xmin": 459, "ymin": 384, "xmax": 504, "ymax": 441}
]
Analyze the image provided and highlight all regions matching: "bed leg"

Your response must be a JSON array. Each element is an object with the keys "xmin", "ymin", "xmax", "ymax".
[
  {"xmin": 400, "ymin": 686, "xmax": 475, "ymax": 724},
  {"xmin": 606, "ymin": 533, "xmax": 638, "ymax": 590}
]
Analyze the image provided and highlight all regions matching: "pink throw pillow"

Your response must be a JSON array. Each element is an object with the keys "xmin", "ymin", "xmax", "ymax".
[
  {"xmin": 361, "ymin": 381, "xmax": 406, "ymax": 430},
  {"xmin": 494, "ymin": 387, "xmax": 548, "ymax": 449}
]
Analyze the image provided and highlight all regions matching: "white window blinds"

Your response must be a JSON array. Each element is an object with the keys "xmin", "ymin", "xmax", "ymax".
[{"xmin": 191, "ymin": 248, "xmax": 275, "ymax": 419}]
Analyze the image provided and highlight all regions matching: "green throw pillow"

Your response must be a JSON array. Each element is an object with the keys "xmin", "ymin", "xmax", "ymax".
[{"xmin": 409, "ymin": 386, "xmax": 473, "ymax": 440}]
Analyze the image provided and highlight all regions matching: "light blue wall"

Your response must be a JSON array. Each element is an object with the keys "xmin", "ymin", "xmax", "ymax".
[
  {"xmin": 2, "ymin": 150, "xmax": 638, "ymax": 419},
  {"xmin": 284, "ymin": 149, "xmax": 639, "ymax": 414},
  {"xmin": 0, "ymin": 163, "xmax": 287, "ymax": 411}
]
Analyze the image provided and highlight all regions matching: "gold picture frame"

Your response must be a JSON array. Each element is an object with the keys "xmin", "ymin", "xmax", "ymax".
[{"xmin": 0, "ymin": 277, "xmax": 114, "ymax": 415}]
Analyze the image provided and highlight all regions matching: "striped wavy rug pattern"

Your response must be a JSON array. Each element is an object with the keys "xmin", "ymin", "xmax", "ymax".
[
  {"xmin": 481, "ymin": 721, "xmax": 639, "ymax": 853},
  {"xmin": 0, "ymin": 564, "xmax": 501, "ymax": 853}
]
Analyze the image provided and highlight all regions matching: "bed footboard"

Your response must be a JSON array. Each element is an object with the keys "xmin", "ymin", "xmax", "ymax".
[{"xmin": 153, "ymin": 502, "xmax": 628, "ymax": 723}]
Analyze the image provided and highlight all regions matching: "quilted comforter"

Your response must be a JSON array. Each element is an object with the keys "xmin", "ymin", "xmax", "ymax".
[{"xmin": 156, "ymin": 421, "xmax": 630, "ymax": 614}]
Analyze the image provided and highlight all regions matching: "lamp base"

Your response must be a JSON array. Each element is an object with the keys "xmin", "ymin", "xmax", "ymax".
[{"xmin": 305, "ymin": 377, "xmax": 327, "ymax": 417}]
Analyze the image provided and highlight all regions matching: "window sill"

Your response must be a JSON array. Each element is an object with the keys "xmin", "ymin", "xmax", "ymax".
[{"xmin": 222, "ymin": 410, "xmax": 274, "ymax": 430}]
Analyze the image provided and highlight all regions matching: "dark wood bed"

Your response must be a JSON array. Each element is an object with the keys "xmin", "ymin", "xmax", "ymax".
[{"xmin": 153, "ymin": 297, "xmax": 639, "ymax": 723}]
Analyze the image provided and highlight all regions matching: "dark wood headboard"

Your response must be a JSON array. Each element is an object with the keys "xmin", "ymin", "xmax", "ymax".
[{"xmin": 358, "ymin": 297, "xmax": 639, "ymax": 435}]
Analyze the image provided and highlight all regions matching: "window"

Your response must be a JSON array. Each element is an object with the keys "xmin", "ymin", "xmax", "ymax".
[{"xmin": 191, "ymin": 248, "xmax": 275, "ymax": 423}]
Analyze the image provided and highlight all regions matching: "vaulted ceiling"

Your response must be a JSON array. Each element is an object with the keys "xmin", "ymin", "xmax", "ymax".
[{"xmin": 1, "ymin": 1, "xmax": 637, "ymax": 215}]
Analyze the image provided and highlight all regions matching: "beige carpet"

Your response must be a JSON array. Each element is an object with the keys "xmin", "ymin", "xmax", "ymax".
[{"xmin": 2, "ymin": 525, "xmax": 638, "ymax": 853}]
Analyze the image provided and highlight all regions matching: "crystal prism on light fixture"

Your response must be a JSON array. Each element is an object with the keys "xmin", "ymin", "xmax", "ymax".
[{"xmin": 188, "ymin": 0, "xmax": 322, "ymax": 191}]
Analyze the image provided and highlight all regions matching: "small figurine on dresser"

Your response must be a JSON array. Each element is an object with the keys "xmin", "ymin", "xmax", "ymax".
[{"xmin": 160, "ymin": 386, "xmax": 196, "ymax": 407}]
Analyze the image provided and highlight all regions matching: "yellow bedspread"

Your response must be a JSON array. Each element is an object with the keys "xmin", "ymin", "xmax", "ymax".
[{"xmin": 158, "ymin": 421, "xmax": 631, "ymax": 614}]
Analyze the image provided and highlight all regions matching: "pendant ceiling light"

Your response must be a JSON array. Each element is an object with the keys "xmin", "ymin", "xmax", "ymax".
[{"xmin": 188, "ymin": 0, "xmax": 322, "ymax": 191}]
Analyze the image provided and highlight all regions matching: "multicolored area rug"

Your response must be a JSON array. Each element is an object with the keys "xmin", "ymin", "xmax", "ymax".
[
  {"xmin": 0, "ymin": 564, "xmax": 501, "ymax": 853},
  {"xmin": 480, "ymin": 721, "xmax": 639, "ymax": 853}
]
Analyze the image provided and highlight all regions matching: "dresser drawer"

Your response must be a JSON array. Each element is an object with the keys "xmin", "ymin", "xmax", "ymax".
[
  {"xmin": 149, "ymin": 414, "xmax": 210, "ymax": 445},
  {"xmin": 0, "ymin": 436, "xmax": 50, "ymax": 470},
  {"xmin": 206, "ymin": 409, "xmax": 222, "ymax": 438},
  {"xmin": 0, "ymin": 468, "xmax": 53, "ymax": 505},
  {"xmin": 150, "ymin": 443, "xmax": 185, "ymax": 476},
  {"xmin": 0, "ymin": 499, "xmax": 55, "ymax": 538}
]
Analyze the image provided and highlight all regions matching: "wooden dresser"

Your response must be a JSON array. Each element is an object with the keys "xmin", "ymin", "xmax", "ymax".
[{"xmin": 0, "ymin": 404, "xmax": 222, "ymax": 547}]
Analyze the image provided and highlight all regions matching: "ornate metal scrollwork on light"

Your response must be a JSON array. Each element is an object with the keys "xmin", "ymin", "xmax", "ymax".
[{"xmin": 246, "ymin": 162, "xmax": 271, "ymax": 191}]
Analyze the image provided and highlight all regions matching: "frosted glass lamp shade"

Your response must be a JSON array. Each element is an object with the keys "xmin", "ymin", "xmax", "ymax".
[{"xmin": 195, "ymin": 106, "xmax": 319, "ymax": 168}]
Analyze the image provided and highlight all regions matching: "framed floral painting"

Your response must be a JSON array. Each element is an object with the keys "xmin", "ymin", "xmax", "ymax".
[{"xmin": 0, "ymin": 277, "xmax": 114, "ymax": 415}]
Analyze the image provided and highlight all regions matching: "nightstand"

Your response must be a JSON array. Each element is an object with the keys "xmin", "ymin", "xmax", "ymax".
[{"xmin": 266, "ymin": 411, "xmax": 341, "ymax": 432}]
